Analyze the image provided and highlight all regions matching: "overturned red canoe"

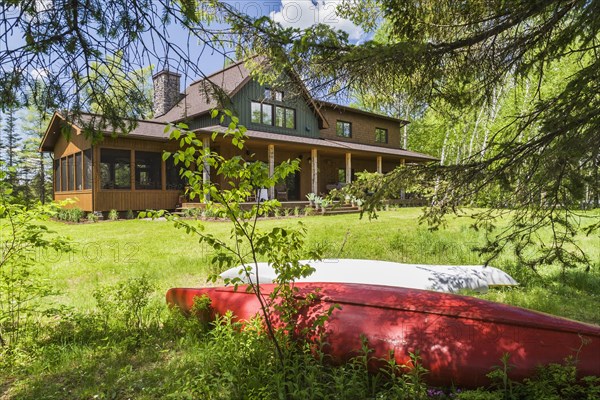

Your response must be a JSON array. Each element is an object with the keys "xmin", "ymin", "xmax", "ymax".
[{"xmin": 166, "ymin": 283, "xmax": 600, "ymax": 388}]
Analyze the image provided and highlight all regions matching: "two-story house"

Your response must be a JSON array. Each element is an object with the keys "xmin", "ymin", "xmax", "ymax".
[{"xmin": 39, "ymin": 60, "xmax": 437, "ymax": 212}]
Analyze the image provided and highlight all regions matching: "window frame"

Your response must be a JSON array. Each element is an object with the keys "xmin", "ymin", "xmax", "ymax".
[
  {"xmin": 375, "ymin": 127, "xmax": 388, "ymax": 144},
  {"xmin": 274, "ymin": 105, "xmax": 296, "ymax": 130},
  {"xmin": 336, "ymin": 120, "xmax": 352, "ymax": 138},
  {"xmin": 100, "ymin": 148, "xmax": 132, "ymax": 190},
  {"xmin": 135, "ymin": 151, "xmax": 163, "ymax": 190}
]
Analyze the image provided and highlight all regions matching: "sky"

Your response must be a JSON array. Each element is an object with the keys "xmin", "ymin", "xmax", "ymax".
[{"xmin": 172, "ymin": 0, "xmax": 368, "ymax": 80}]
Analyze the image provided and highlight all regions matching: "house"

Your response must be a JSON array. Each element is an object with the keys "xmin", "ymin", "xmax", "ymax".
[{"xmin": 39, "ymin": 60, "xmax": 437, "ymax": 212}]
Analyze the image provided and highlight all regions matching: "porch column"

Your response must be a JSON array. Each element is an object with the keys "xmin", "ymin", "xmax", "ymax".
[
  {"xmin": 203, "ymin": 137, "xmax": 211, "ymax": 202},
  {"xmin": 376, "ymin": 156, "xmax": 383, "ymax": 174},
  {"xmin": 345, "ymin": 152, "xmax": 352, "ymax": 184},
  {"xmin": 268, "ymin": 144, "xmax": 275, "ymax": 199},
  {"xmin": 400, "ymin": 158, "xmax": 406, "ymax": 200},
  {"xmin": 311, "ymin": 148, "xmax": 318, "ymax": 194}
]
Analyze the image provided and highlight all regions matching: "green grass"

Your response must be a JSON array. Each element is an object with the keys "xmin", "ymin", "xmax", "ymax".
[
  {"xmin": 40, "ymin": 209, "xmax": 600, "ymax": 323},
  {"xmin": 3, "ymin": 208, "xmax": 600, "ymax": 399}
]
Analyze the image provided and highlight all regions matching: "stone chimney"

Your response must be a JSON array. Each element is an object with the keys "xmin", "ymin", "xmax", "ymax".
[{"xmin": 152, "ymin": 70, "xmax": 181, "ymax": 117}]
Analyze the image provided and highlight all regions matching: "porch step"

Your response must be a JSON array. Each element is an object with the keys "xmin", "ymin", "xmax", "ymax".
[{"xmin": 322, "ymin": 206, "xmax": 361, "ymax": 216}]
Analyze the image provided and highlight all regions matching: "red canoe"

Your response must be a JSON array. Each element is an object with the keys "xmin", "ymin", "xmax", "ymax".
[{"xmin": 166, "ymin": 283, "xmax": 600, "ymax": 388}]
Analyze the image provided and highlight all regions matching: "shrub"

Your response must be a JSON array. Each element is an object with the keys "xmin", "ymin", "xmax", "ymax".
[
  {"xmin": 126, "ymin": 209, "xmax": 135, "ymax": 219},
  {"xmin": 92, "ymin": 275, "xmax": 158, "ymax": 333},
  {"xmin": 87, "ymin": 212, "xmax": 98, "ymax": 223},
  {"xmin": 108, "ymin": 209, "xmax": 119, "ymax": 221},
  {"xmin": 57, "ymin": 207, "xmax": 84, "ymax": 223},
  {"xmin": 304, "ymin": 207, "xmax": 315, "ymax": 216}
]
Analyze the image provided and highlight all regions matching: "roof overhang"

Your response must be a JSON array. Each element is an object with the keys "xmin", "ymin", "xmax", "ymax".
[{"xmin": 196, "ymin": 125, "xmax": 438, "ymax": 162}]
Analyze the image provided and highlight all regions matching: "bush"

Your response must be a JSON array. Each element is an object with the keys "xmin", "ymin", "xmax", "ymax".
[
  {"xmin": 87, "ymin": 212, "xmax": 98, "ymax": 223},
  {"xmin": 92, "ymin": 275, "xmax": 158, "ymax": 333},
  {"xmin": 57, "ymin": 207, "xmax": 84, "ymax": 223},
  {"xmin": 126, "ymin": 209, "xmax": 135, "ymax": 219},
  {"xmin": 108, "ymin": 209, "xmax": 119, "ymax": 221}
]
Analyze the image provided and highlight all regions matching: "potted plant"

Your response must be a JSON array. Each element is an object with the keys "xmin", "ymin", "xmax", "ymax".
[
  {"xmin": 321, "ymin": 199, "xmax": 330, "ymax": 214},
  {"xmin": 314, "ymin": 196, "xmax": 323, "ymax": 211},
  {"xmin": 306, "ymin": 192, "xmax": 317, "ymax": 207}
]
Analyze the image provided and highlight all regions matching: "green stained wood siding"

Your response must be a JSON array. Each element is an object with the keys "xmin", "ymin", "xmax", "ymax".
[
  {"xmin": 231, "ymin": 79, "xmax": 320, "ymax": 138},
  {"xmin": 186, "ymin": 114, "xmax": 218, "ymax": 131}
]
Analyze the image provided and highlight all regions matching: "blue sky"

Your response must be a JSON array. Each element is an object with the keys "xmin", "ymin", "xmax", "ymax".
[{"xmin": 165, "ymin": 0, "xmax": 368, "ymax": 83}]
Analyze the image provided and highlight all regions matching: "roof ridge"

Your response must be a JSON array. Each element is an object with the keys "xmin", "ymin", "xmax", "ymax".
[{"xmin": 188, "ymin": 56, "xmax": 255, "ymax": 87}]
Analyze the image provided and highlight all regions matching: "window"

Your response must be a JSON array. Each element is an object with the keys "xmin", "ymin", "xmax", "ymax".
[
  {"xmin": 285, "ymin": 108, "xmax": 295, "ymax": 129},
  {"xmin": 338, "ymin": 168, "xmax": 346, "ymax": 183},
  {"xmin": 274, "ymin": 106, "xmax": 296, "ymax": 129},
  {"xmin": 166, "ymin": 157, "xmax": 185, "ymax": 190},
  {"xmin": 135, "ymin": 151, "xmax": 162, "ymax": 190},
  {"xmin": 54, "ymin": 159, "xmax": 60, "ymax": 192},
  {"xmin": 338, "ymin": 168, "xmax": 355, "ymax": 183},
  {"xmin": 336, "ymin": 121, "xmax": 352, "ymax": 138},
  {"xmin": 251, "ymin": 101, "xmax": 275, "ymax": 126},
  {"xmin": 265, "ymin": 88, "xmax": 284, "ymax": 101},
  {"xmin": 61, "ymin": 157, "xmax": 67, "ymax": 191},
  {"xmin": 75, "ymin": 152, "xmax": 83, "ymax": 190},
  {"xmin": 251, "ymin": 101, "xmax": 262, "ymax": 124},
  {"xmin": 84, "ymin": 149, "xmax": 93, "ymax": 190},
  {"xmin": 375, "ymin": 128, "xmax": 388, "ymax": 143},
  {"xmin": 262, "ymin": 103, "xmax": 273, "ymax": 125},
  {"xmin": 100, "ymin": 149, "xmax": 131, "ymax": 189}
]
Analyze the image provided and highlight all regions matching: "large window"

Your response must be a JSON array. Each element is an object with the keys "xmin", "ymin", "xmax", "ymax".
[
  {"xmin": 336, "ymin": 121, "xmax": 352, "ymax": 138},
  {"xmin": 60, "ymin": 157, "xmax": 67, "ymax": 192},
  {"xmin": 100, "ymin": 149, "xmax": 131, "ymax": 189},
  {"xmin": 251, "ymin": 101, "xmax": 273, "ymax": 125},
  {"xmin": 166, "ymin": 157, "xmax": 185, "ymax": 190},
  {"xmin": 375, "ymin": 128, "xmax": 388, "ymax": 143},
  {"xmin": 75, "ymin": 152, "xmax": 83, "ymax": 190},
  {"xmin": 54, "ymin": 159, "xmax": 60, "ymax": 192},
  {"xmin": 54, "ymin": 149, "xmax": 93, "ymax": 193},
  {"xmin": 84, "ymin": 149, "xmax": 93, "ymax": 190},
  {"xmin": 275, "ymin": 106, "xmax": 296, "ymax": 129},
  {"xmin": 135, "ymin": 151, "xmax": 162, "ymax": 190},
  {"xmin": 252, "ymin": 101, "xmax": 295, "ymax": 129}
]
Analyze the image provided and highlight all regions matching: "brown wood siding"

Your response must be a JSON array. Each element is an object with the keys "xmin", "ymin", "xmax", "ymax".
[
  {"xmin": 319, "ymin": 106, "xmax": 402, "ymax": 148},
  {"xmin": 55, "ymin": 192, "xmax": 93, "ymax": 211},
  {"xmin": 94, "ymin": 191, "xmax": 180, "ymax": 212},
  {"xmin": 53, "ymin": 128, "xmax": 92, "ymax": 158}
]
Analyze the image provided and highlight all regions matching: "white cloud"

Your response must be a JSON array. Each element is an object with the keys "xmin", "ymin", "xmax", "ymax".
[
  {"xmin": 30, "ymin": 68, "xmax": 48, "ymax": 80},
  {"xmin": 270, "ymin": 0, "xmax": 364, "ymax": 41}
]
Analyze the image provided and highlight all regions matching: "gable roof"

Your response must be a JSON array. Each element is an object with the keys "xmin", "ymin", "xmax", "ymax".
[
  {"xmin": 40, "ymin": 112, "xmax": 170, "ymax": 151},
  {"xmin": 152, "ymin": 60, "xmax": 253, "ymax": 123},
  {"xmin": 316, "ymin": 100, "xmax": 410, "ymax": 126},
  {"xmin": 152, "ymin": 58, "xmax": 330, "ymax": 128}
]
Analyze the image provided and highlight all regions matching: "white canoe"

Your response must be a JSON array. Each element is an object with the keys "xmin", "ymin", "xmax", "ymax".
[{"xmin": 219, "ymin": 259, "xmax": 518, "ymax": 293}]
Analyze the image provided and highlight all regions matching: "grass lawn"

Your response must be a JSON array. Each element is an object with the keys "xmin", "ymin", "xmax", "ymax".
[
  {"xmin": 2, "ymin": 208, "xmax": 600, "ymax": 399},
  {"xmin": 42, "ymin": 209, "xmax": 600, "ymax": 324}
]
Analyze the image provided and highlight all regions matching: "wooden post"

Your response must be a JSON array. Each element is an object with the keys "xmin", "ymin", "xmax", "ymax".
[
  {"xmin": 345, "ymin": 152, "xmax": 352, "ymax": 184},
  {"xmin": 400, "ymin": 158, "xmax": 406, "ymax": 199},
  {"xmin": 203, "ymin": 137, "xmax": 211, "ymax": 202},
  {"xmin": 268, "ymin": 144, "xmax": 275, "ymax": 200},
  {"xmin": 311, "ymin": 148, "xmax": 318, "ymax": 194},
  {"xmin": 161, "ymin": 156, "xmax": 167, "ymax": 191},
  {"xmin": 131, "ymin": 150, "xmax": 136, "ymax": 191},
  {"xmin": 377, "ymin": 156, "xmax": 383, "ymax": 174}
]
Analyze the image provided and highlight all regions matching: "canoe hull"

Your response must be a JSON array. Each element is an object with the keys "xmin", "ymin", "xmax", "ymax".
[{"xmin": 166, "ymin": 283, "xmax": 600, "ymax": 388}]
